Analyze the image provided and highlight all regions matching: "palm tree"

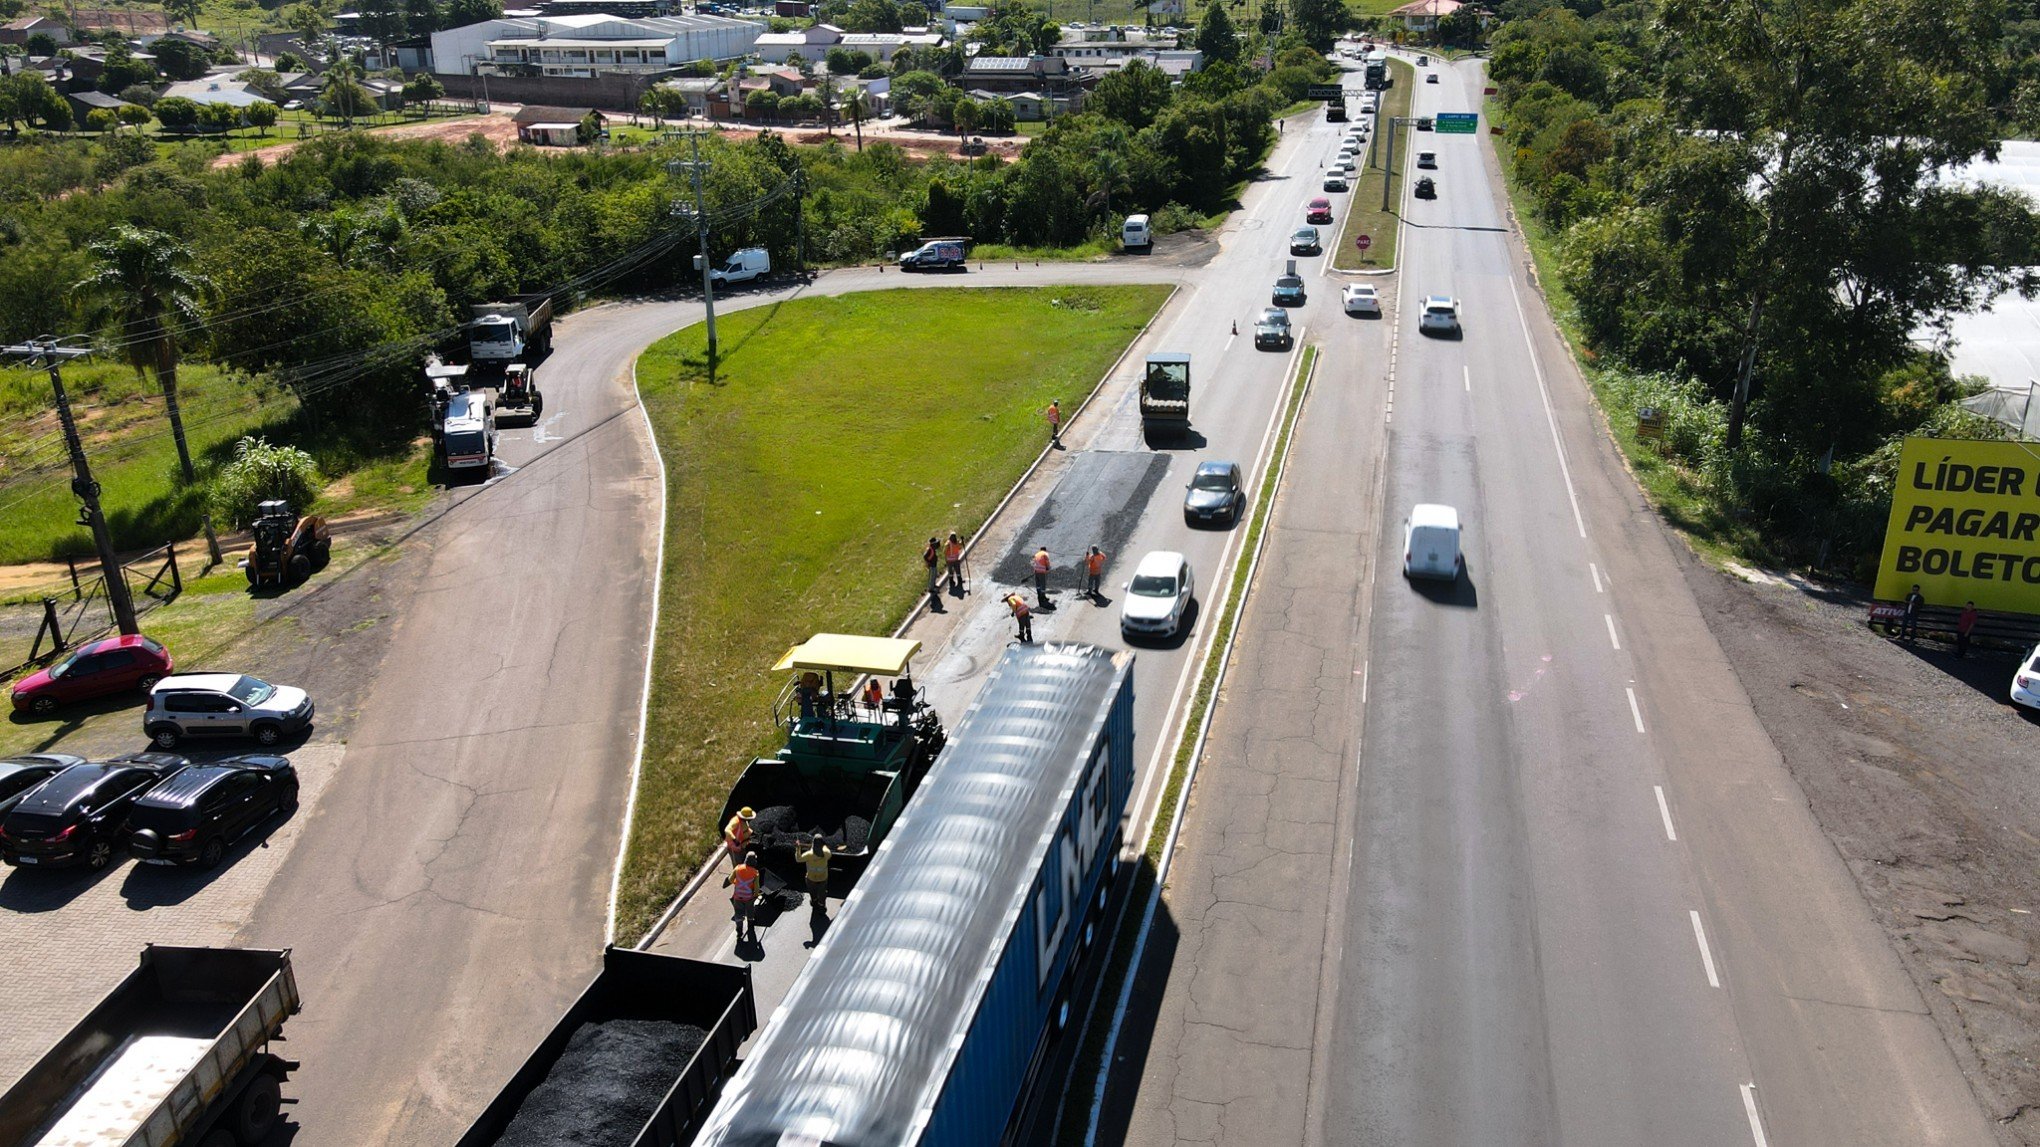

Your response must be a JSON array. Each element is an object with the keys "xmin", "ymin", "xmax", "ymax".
[
  {"xmin": 1090, "ymin": 150, "xmax": 1131, "ymax": 216},
  {"xmin": 76, "ymin": 225, "xmax": 213, "ymax": 485}
]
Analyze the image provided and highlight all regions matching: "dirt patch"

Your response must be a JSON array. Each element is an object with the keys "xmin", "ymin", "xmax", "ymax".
[
  {"xmin": 705, "ymin": 121, "xmax": 1028, "ymax": 162},
  {"xmin": 212, "ymin": 112, "xmax": 522, "ymax": 170},
  {"xmin": 1688, "ymin": 561, "xmax": 2040, "ymax": 1141}
]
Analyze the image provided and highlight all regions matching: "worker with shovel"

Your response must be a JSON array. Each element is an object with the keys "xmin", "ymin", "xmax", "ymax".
[
  {"xmin": 797, "ymin": 833, "xmax": 833, "ymax": 920},
  {"xmin": 730, "ymin": 852, "xmax": 762, "ymax": 943},
  {"xmin": 723, "ymin": 807, "xmax": 755, "ymax": 876}
]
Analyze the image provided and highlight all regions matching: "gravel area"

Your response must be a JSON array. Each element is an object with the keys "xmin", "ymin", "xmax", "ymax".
[
  {"xmin": 1688, "ymin": 559, "xmax": 2040, "ymax": 1141},
  {"xmin": 494, "ymin": 1018, "xmax": 707, "ymax": 1147}
]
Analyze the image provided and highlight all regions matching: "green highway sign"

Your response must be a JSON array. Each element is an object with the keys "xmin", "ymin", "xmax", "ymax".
[{"xmin": 1435, "ymin": 112, "xmax": 1479, "ymax": 134}]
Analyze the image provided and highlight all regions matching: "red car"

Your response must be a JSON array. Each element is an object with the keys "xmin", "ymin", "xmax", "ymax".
[
  {"xmin": 1306, "ymin": 197, "xmax": 1333, "ymax": 224},
  {"xmin": 10, "ymin": 635, "xmax": 174, "ymax": 715}
]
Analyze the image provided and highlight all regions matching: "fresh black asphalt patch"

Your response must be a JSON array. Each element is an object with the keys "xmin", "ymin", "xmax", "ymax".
[{"xmin": 994, "ymin": 451, "xmax": 1172, "ymax": 592}]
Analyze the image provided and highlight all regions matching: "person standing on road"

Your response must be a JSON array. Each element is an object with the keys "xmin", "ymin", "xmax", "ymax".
[
  {"xmin": 723, "ymin": 807, "xmax": 754, "ymax": 876},
  {"xmin": 923, "ymin": 536, "xmax": 941, "ymax": 605},
  {"xmin": 1032, "ymin": 546, "xmax": 1052, "ymax": 606},
  {"xmin": 1045, "ymin": 399, "xmax": 1062, "ymax": 446},
  {"xmin": 730, "ymin": 852, "xmax": 762, "ymax": 942},
  {"xmin": 1957, "ymin": 601, "xmax": 1979, "ymax": 658},
  {"xmin": 944, "ymin": 532, "xmax": 965, "ymax": 594},
  {"xmin": 1904, "ymin": 584, "xmax": 1926, "ymax": 641},
  {"xmin": 797, "ymin": 834, "xmax": 832, "ymax": 918},
  {"xmin": 1084, "ymin": 546, "xmax": 1107, "ymax": 600},
  {"xmin": 1006, "ymin": 593, "xmax": 1033, "ymax": 642}
]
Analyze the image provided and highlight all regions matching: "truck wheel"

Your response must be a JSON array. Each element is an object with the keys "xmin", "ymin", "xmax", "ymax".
[
  {"xmin": 233, "ymin": 1072, "xmax": 283, "ymax": 1142},
  {"xmin": 532, "ymin": 393, "xmax": 543, "ymax": 417}
]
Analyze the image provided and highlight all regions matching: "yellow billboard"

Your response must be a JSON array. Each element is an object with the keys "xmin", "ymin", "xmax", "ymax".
[{"xmin": 1875, "ymin": 437, "xmax": 2040, "ymax": 611}]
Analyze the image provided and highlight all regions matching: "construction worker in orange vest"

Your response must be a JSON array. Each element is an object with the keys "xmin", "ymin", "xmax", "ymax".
[
  {"xmin": 730, "ymin": 852, "xmax": 762, "ymax": 942},
  {"xmin": 1006, "ymin": 593, "xmax": 1033, "ymax": 642},
  {"xmin": 723, "ymin": 807, "xmax": 754, "ymax": 876},
  {"xmin": 944, "ymin": 532, "xmax": 965, "ymax": 594},
  {"xmin": 1045, "ymin": 398, "xmax": 1062, "ymax": 445},
  {"xmin": 1084, "ymin": 545, "xmax": 1107, "ymax": 600},
  {"xmin": 861, "ymin": 678, "xmax": 883, "ymax": 715},
  {"xmin": 1031, "ymin": 546, "xmax": 1051, "ymax": 606}
]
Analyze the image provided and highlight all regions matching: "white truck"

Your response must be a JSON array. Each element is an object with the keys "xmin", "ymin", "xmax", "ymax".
[
  {"xmin": 708, "ymin": 247, "xmax": 771, "ymax": 285},
  {"xmin": 441, "ymin": 390, "xmax": 497, "ymax": 478},
  {"xmin": 468, "ymin": 294, "xmax": 554, "ymax": 377},
  {"xmin": 1122, "ymin": 213, "xmax": 1153, "ymax": 252}
]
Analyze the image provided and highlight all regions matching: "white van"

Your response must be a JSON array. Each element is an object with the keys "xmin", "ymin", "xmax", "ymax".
[
  {"xmin": 709, "ymin": 246, "xmax": 770, "ymax": 285},
  {"xmin": 441, "ymin": 390, "xmax": 497, "ymax": 476},
  {"xmin": 1122, "ymin": 213, "xmax": 1153, "ymax": 253},
  {"xmin": 1402, "ymin": 503, "xmax": 1463, "ymax": 580}
]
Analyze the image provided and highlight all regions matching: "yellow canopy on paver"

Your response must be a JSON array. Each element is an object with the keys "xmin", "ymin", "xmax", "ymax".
[{"xmin": 772, "ymin": 635, "xmax": 922, "ymax": 676}]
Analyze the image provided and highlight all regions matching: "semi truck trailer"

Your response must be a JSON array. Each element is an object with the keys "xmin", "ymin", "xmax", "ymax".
[{"xmin": 0, "ymin": 946, "xmax": 300, "ymax": 1147}]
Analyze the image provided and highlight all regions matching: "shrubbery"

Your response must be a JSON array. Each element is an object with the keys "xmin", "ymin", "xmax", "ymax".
[{"xmin": 209, "ymin": 436, "xmax": 323, "ymax": 528}]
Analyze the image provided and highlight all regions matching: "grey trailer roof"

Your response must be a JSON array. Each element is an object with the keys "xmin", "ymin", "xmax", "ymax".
[{"xmin": 694, "ymin": 642, "xmax": 1132, "ymax": 1147}]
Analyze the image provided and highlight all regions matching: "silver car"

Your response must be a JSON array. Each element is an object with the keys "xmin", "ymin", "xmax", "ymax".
[{"xmin": 144, "ymin": 674, "xmax": 315, "ymax": 749}]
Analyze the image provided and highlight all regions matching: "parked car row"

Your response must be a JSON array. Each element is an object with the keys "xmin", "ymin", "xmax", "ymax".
[{"xmin": 0, "ymin": 751, "xmax": 298, "ymax": 872}]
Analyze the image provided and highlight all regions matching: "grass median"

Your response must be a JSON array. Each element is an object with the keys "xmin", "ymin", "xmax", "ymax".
[
  {"xmin": 1332, "ymin": 59, "xmax": 1416, "ymax": 272},
  {"xmin": 615, "ymin": 284, "xmax": 1172, "ymax": 942}
]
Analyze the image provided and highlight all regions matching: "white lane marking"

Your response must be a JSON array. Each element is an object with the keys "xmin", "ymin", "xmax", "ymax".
[
  {"xmin": 1654, "ymin": 785, "xmax": 1677, "ymax": 841},
  {"xmin": 607, "ymin": 359, "xmax": 671, "ymax": 942},
  {"xmin": 1740, "ymin": 1084, "xmax": 1771, "ymax": 1147},
  {"xmin": 1589, "ymin": 562, "xmax": 1604, "ymax": 593},
  {"xmin": 1361, "ymin": 660, "xmax": 1370, "ymax": 704},
  {"xmin": 1225, "ymin": 330, "xmax": 1237, "ymax": 352},
  {"xmin": 1506, "ymin": 277, "xmax": 1587, "ymax": 538},
  {"xmin": 1626, "ymin": 686, "xmax": 1645, "ymax": 733},
  {"xmin": 1463, "ymin": 364, "xmax": 1471, "ymax": 392},
  {"xmin": 1604, "ymin": 613, "xmax": 1621, "ymax": 651},
  {"xmin": 1690, "ymin": 909, "xmax": 1722, "ymax": 988}
]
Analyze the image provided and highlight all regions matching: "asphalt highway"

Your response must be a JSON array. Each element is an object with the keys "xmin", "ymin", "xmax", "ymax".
[{"xmin": 1108, "ymin": 53, "xmax": 2001, "ymax": 1147}]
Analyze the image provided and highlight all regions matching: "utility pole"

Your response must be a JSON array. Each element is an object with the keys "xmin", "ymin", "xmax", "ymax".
[
  {"xmin": 1381, "ymin": 114, "xmax": 1399, "ymax": 212},
  {"xmin": 3, "ymin": 339, "xmax": 140, "ymax": 636},
  {"xmin": 669, "ymin": 133, "xmax": 719, "ymax": 372}
]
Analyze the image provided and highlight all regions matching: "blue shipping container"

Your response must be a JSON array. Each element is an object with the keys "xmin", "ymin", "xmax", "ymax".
[{"xmin": 694, "ymin": 642, "xmax": 1136, "ymax": 1147}]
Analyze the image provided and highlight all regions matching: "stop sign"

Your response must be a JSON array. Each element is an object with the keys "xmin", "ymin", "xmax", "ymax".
[{"xmin": 1355, "ymin": 234, "xmax": 1373, "ymax": 251}]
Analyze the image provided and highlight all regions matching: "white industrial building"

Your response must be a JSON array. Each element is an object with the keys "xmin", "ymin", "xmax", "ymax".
[{"xmin": 430, "ymin": 12, "xmax": 762, "ymax": 76}]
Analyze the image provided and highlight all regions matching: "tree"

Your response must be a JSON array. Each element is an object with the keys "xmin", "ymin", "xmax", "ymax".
[
  {"xmin": 403, "ymin": 71, "xmax": 443, "ymax": 103},
  {"xmin": 74, "ymin": 225, "xmax": 214, "ymax": 485},
  {"xmin": 24, "ymin": 30, "xmax": 56, "ymax": 56},
  {"xmin": 842, "ymin": 84, "xmax": 868, "ymax": 149},
  {"xmin": 1090, "ymin": 59, "xmax": 1173, "ymax": 129},
  {"xmin": 245, "ymin": 99, "xmax": 279, "ymax": 134},
  {"xmin": 274, "ymin": 49, "xmax": 309, "ymax": 72},
  {"xmin": 980, "ymin": 95, "xmax": 1014, "ymax": 134},
  {"xmin": 1288, "ymin": 0, "xmax": 1344, "ymax": 51},
  {"xmin": 749, "ymin": 89, "xmax": 781, "ymax": 121},
  {"xmin": 784, "ymin": 48, "xmax": 806, "ymax": 72},
  {"xmin": 286, "ymin": 2, "xmax": 331, "ymax": 57},
  {"xmin": 210, "ymin": 437, "xmax": 322, "ymax": 529},
  {"xmin": 826, "ymin": 46, "xmax": 873, "ymax": 74},
  {"xmin": 198, "ymin": 100, "xmax": 242, "ymax": 134},
  {"xmin": 576, "ymin": 109, "xmax": 601, "ymax": 143},
  {"xmin": 842, "ymin": 0, "xmax": 904, "ymax": 32},
  {"xmin": 890, "ymin": 68, "xmax": 946, "ymax": 122},
  {"xmin": 164, "ymin": 0, "xmax": 202, "ymax": 26},
  {"xmin": 153, "ymin": 95, "xmax": 203, "ymax": 132},
  {"xmin": 116, "ymin": 103, "xmax": 152, "ymax": 129},
  {"xmin": 151, "ymin": 37, "xmax": 213, "ymax": 81},
  {"xmin": 1090, "ymin": 148, "xmax": 1131, "ymax": 214},
  {"xmin": 356, "ymin": 0, "xmax": 407, "ymax": 57},
  {"xmin": 1436, "ymin": 4, "xmax": 1483, "ymax": 48},
  {"xmin": 95, "ymin": 45, "xmax": 157, "ymax": 93},
  {"xmin": 86, "ymin": 106, "xmax": 117, "ymax": 133},
  {"xmin": 442, "ymin": 0, "xmax": 502, "ymax": 26},
  {"xmin": 320, "ymin": 56, "xmax": 376, "ymax": 125},
  {"xmin": 403, "ymin": 0, "xmax": 443, "ymax": 35},
  {"xmin": 238, "ymin": 67, "xmax": 289, "ymax": 102},
  {"xmin": 1194, "ymin": 0, "xmax": 1240, "ymax": 64},
  {"xmin": 952, "ymin": 94, "xmax": 979, "ymax": 134}
]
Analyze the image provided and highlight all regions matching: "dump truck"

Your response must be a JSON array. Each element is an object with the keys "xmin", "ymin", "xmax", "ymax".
[
  {"xmin": 245, "ymin": 499, "xmax": 331, "ymax": 587},
  {"xmin": 453, "ymin": 948, "xmax": 757, "ymax": 1147},
  {"xmin": 719, "ymin": 634, "xmax": 945, "ymax": 886},
  {"xmin": 0, "ymin": 946, "xmax": 300, "ymax": 1147},
  {"xmin": 694, "ymin": 644, "xmax": 1136, "ymax": 1147},
  {"xmin": 469, "ymin": 295, "xmax": 554, "ymax": 378},
  {"xmin": 1140, "ymin": 352, "xmax": 1192, "ymax": 443}
]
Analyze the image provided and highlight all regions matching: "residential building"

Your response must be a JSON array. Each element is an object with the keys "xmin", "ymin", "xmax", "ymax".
[
  {"xmin": 1390, "ymin": 0, "xmax": 1462, "ymax": 33},
  {"xmin": 958, "ymin": 53, "xmax": 1071, "ymax": 93},
  {"xmin": 837, "ymin": 30, "xmax": 944, "ymax": 55},
  {"xmin": 0, "ymin": 16, "xmax": 70, "ymax": 46},
  {"xmin": 654, "ymin": 73, "xmax": 723, "ymax": 115},
  {"xmin": 514, "ymin": 103, "xmax": 605, "ymax": 143},
  {"xmin": 1075, "ymin": 49, "xmax": 1202, "ymax": 79},
  {"xmin": 968, "ymin": 87, "xmax": 1041, "ymax": 120},
  {"xmin": 751, "ymin": 22, "xmax": 840, "ymax": 63},
  {"xmin": 59, "ymin": 45, "xmax": 157, "ymax": 89},
  {"xmin": 431, "ymin": 12, "xmax": 762, "ymax": 77},
  {"xmin": 64, "ymin": 89, "xmax": 134, "ymax": 121},
  {"xmin": 158, "ymin": 74, "xmax": 275, "ymax": 107}
]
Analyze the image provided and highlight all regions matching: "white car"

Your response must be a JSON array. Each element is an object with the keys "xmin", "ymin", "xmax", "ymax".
[
  {"xmin": 1418, "ymin": 294, "xmax": 1461, "ymax": 335},
  {"xmin": 2011, "ymin": 644, "xmax": 2040, "ymax": 710},
  {"xmin": 1402, "ymin": 504, "xmax": 1463, "ymax": 581},
  {"xmin": 1323, "ymin": 174, "xmax": 1350, "ymax": 192},
  {"xmin": 1334, "ymin": 159, "xmax": 1356, "ymax": 177},
  {"xmin": 1121, "ymin": 551, "xmax": 1195, "ymax": 639},
  {"xmin": 1342, "ymin": 283, "xmax": 1381, "ymax": 315}
]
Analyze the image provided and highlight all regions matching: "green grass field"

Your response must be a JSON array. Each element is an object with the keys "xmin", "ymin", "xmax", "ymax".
[
  {"xmin": 1331, "ymin": 58, "xmax": 1415, "ymax": 271},
  {"xmin": 613, "ymin": 283, "xmax": 1171, "ymax": 941}
]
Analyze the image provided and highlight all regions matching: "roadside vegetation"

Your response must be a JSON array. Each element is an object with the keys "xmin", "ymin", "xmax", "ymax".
[
  {"xmin": 1330, "ymin": 57, "xmax": 1413, "ymax": 271},
  {"xmin": 614, "ymin": 284, "xmax": 1170, "ymax": 942},
  {"xmin": 1486, "ymin": 0, "xmax": 2040, "ymax": 577}
]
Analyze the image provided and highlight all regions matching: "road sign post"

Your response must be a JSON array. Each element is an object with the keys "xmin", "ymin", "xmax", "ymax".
[
  {"xmin": 1435, "ymin": 112, "xmax": 1478, "ymax": 134},
  {"xmin": 1355, "ymin": 234, "xmax": 1372, "ymax": 252}
]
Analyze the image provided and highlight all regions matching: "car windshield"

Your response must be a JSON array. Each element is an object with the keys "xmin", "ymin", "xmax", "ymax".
[
  {"xmin": 1427, "ymin": 302, "xmax": 1454, "ymax": 314},
  {"xmin": 471, "ymin": 325, "xmax": 513, "ymax": 346},
  {"xmin": 1130, "ymin": 574, "xmax": 1177, "ymax": 597},
  {"xmin": 1278, "ymin": 277, "xmax": 1303, "ymax": 289},
  {"xmin": 227, "ymin": 676, "xmax": 276, "ymax": 705},
  {"xmin": 46, "ymin": 650, "xmax": 85, "ymax": 679},
  {"xmin": 1192, "ymin": 472, "xmax": 1234, "ymax": 491},
  {"xmin": 446, "ymin": 430, "xmax": 487, "ymax": 455}
]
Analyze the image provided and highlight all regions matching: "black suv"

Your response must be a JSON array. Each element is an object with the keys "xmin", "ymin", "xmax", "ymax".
[
  {"xmin": 0, "ymin": 753, "xmax": 187, "ymax": 871},
  {"xmin": 129, "ymin": 754, "xmax": 298, "ymax": 869},
  {"xmin": 0, "ymin": 754, "xmax": 82, "ymax": 819}
]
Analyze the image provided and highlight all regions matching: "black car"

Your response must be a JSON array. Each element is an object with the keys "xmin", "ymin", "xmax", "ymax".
[
  {"xmin": 0, "ymin": 754, "xmax": 82, "ymax": 819},
  {"xmin": 0, "ymin": 753, "xmax": 187, "ymax": 871},
  {"xmin": 1184, "ymin": 461, "xmax": 1247, "ymax": 526},
  {"xmin": 1415, "ymin": 176, "xmax": 1437, "ymax": 199},
  {"xmin": 129, "ymin": 754, "xmax": 298, "ymax": 869}
]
